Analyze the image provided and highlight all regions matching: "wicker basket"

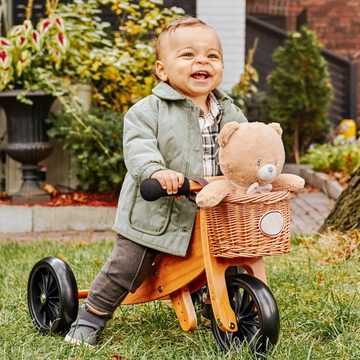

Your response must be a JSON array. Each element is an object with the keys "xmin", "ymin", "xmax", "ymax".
[{"xmin": 204, "ymin": 191, "xmax": 293, "ymax": 258}]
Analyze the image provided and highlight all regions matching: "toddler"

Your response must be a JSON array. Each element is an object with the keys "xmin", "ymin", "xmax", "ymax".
[{"xmin": 65, "ymin": 15, "xmax": 247, "ymax": 347}]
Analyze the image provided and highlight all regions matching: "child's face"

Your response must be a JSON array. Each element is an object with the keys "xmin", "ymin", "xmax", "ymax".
[{"xmin": 155, "ymin": 25, "xmax": 224, "ymax": 101}]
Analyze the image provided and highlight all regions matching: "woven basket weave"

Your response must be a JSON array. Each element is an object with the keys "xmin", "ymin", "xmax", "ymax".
[{"xmin": 204, "ymin": 191, "xmax": 293, "ymax": 258}]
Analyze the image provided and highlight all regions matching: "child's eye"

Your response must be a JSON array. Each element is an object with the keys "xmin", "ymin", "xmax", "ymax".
[
  {"xmin": 208, "ymin": 54, "xmax": 219, "ymax": 59},
  {"xmin": 181, "ymin": 52, "xmax": 194, "ymax": 57}
]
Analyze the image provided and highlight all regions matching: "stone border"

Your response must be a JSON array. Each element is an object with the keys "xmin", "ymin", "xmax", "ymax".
[
  {"xmin": 0, "ymin": 164, "xmax": 343, "ymax": 234},
  {"xmin": 0, "ymin": 205, "xmax": 116, "ymax": 233},
  {"xmin": 284, "ymin": 164, "xmax": 343, "ymax": 200}
]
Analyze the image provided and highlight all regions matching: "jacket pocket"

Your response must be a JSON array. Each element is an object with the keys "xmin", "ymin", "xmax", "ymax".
[{"xmin": 128, "ymin": 181, "xmax": 173, "ymax": 235}]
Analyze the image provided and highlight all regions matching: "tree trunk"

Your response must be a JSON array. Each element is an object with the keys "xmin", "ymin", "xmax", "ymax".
[{"xmin": 321, "ymin": 167, "xmax": 360, "ymax": 231}]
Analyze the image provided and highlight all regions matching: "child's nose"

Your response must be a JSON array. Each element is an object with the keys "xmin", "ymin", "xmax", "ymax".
[{"xmin": 195, "ymin": 55, "xmax": 209, "ymax": 64}]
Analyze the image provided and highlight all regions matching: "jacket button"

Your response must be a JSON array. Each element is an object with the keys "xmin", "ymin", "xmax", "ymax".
[{"xmin": 181, "ymin": 227, "xmax": 187, "ymax": 232}]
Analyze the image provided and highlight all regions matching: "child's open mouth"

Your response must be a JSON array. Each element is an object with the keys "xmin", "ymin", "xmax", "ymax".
[{"xmin": 191, "ymin": 71, "xmax": 210, "ymax": 80}]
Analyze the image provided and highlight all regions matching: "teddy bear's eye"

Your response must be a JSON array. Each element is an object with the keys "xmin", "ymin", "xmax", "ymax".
[{"xmin": 256, "ymin": 160, "xmax": 261, "ymax": 167}]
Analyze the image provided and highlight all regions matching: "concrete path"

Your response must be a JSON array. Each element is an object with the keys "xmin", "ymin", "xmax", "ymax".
[{"xmin": 290, "ymin": 190, "xmax": 334, "ymax": 235}]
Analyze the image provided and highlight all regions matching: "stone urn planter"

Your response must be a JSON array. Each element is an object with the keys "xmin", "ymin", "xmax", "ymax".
[{"xmin": 0, "ymin": 90, "xmax": 54, "ymax": 203}]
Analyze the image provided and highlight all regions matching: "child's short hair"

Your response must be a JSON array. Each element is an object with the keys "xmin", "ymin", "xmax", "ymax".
[{"xmin": 156, "ymin": 16, "xmax": 211, "ymax": 60}]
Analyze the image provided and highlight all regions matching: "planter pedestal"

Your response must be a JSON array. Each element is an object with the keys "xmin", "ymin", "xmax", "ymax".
[{"xmin": 0, "ymin": 90, "xmax": 54, "ymax": 204}]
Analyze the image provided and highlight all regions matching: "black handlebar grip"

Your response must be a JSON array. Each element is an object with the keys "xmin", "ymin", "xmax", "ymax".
[{"xmin": 140, "ymin": 178, "xmax": 190, "ymax": 201}]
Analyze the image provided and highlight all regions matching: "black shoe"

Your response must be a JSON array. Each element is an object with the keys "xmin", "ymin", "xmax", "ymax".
[{"xmin": 64, "ymin": 304, "xmax": 109, "ymax": 347}]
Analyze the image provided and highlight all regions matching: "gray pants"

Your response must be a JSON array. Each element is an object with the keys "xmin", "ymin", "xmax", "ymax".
[{"xmin": 86, "ymin": 234, "xmax": 158, "ymax": 315}]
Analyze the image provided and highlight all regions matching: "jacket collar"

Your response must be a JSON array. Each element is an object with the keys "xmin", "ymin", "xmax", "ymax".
[{"xmin": 152, "ymin": 81, "xmax": 233, "ymax": 103}]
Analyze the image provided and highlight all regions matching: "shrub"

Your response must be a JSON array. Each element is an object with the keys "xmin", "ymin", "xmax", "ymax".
[
  {"xmin": 0, "ymin": 3, "xmax": 69, "ymax": 94},
  {"xmin": 47, "ymin": 106, "xmax": 126, "ymax": 193},
  {"xmin": 55, "ymin": 0, "xmax": 113, "ymax": 85},
  {"xmin": 301, "ymin": 136, "xmax": 360, "ymax": 179},
  {"xmin": 230, "ymin": 38, "xmax": 259, "ymax": 115},
  {"xmin": 89, "ymin": 0, "xmax": 184, "ymax": 112},
  {"xmin": 262, "ymin": 26, "xmax": 333, "ymax": 163},
  {"xmin": 46, "ymin": 0, "xmax": 184, "ymax": 191}
]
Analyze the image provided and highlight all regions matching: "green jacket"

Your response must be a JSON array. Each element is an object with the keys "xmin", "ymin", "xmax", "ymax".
[{"xmin": 113, "ymin": 82, "xmax": 247, "ymax": 256}]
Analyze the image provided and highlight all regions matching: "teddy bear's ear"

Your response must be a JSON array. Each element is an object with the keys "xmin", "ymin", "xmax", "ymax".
[
  {"xmin": 268, "ymin": 122, "xmax": 283, "ymax": 136},
  {"xmin": 218, "ymin": 122, "xmax": 240, "ymax": 147}
]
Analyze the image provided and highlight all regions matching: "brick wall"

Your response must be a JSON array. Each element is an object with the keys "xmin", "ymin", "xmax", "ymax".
[
  {"xmin": 197, "ymin": 0, "xmax": 246, "ymax": 91},
  {"xmin": 249, "ymin": 0, "xmax": 360, "ymax": 125},
  {"xmin": 288, "ymin": 0, "xmax": 360, "ymax": 55},
  {"xmin": 288, "ymin": 0, "xmax": 360, "ymax": 125}
]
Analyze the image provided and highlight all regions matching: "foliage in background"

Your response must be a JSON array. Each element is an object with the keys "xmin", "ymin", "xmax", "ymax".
[
  {"xmin": 301, "ymin": 135, "xmax": 360, "ymax": 181},
  {"xmin": 89, "ymin": 0, "xmax": 183, "ymax": 112},
  {"xmin": 45, "ymin": 0, "xmax": 183, "ymax": 191},
  {"xmin": 230, "ymin": 38, "xmax": 259, "ymax": 115},
  {"xmin": 54, "ymin": 0, "xmax": 112, "ymax": 85},
  {"xmin": 47, "ymin": 104, "xmax": 126, "ymax": 193},
  {"xmin": 261, "ymin": 26, "xmax": 333, "ymax": 164},
  {"xmin": 0, "ymin": 1, "xmax": 68, "ymax": 93}
]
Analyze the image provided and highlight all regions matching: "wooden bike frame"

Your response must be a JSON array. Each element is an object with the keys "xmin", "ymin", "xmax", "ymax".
[{"xmin": 78, "ymin": 180, "xmax": 267, "ymax": 333}]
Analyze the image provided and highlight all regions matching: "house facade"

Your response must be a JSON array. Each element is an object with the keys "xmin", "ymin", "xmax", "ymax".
[
  {"xmin": 0, "ymin": 0, "xmax": 246, "ymax": 194},
  {"xmin": 247, "ymin": 0, "xmax": 360, "ymax": 126}
]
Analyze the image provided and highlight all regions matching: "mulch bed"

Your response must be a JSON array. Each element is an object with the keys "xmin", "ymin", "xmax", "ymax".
[{"xmin": 0, "ymin": 189, "xmax": 118, "ymax": 207}]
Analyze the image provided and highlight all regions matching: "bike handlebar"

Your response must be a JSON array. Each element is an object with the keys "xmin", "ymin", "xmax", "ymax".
[
  {"xmin": 140, "ymin": 176, "xmax": 224, "ymax": 201},
  {"xmin": 140, "ymin": 178, "xmax": 191, "ymax": 201}
]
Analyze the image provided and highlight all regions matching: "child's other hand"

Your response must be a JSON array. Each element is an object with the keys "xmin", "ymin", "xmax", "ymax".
[{"xmin": 151, "ymin": 170, "xmax": 185, "ymax": 195}]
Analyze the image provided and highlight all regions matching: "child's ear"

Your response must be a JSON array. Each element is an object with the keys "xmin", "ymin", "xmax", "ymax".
[{"xmin": 155, "ymin": 60, "xmax": 168, "ymax": 82}]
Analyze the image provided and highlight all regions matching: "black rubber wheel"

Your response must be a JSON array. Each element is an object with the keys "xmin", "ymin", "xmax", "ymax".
[
  {"xmin": 211, "ymin": 274, "xmax": 280, "ymax": 353},
  {"xmin": 27, "ymin": 256, "xmax": 79, "ymax": 335}
]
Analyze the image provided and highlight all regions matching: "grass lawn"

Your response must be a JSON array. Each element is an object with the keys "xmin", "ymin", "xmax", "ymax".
[{"xmin": 0, "ymin": 233, "xmax": 359, "ymax": 359}]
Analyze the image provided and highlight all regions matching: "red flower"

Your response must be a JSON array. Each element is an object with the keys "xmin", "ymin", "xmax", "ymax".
[
  {"xmin": 0, "ymin": 37, "xmax": 12, "ymax": 48},
  {"xmin": 0, "ymin": 50, "xmax": 7, "ymax": 61},
  {"xmin": 16, "ymin": 36, "xmax": 27, "ymax": 48},
  {"xmin": 32, "ymin": 30, "xmax": 41, "ymax": 50},
  {"xmin": 8, "ymin": 25, "xmax": 23, "ymax": 37},
  {"xmin": 23, "ymin": 20, "xmax": 33, "ymax": 35},
  {"xmin": 56, "ymin": 32, "xmax": 68, "ymax": 53},
  {"xmin": 39, "ymin": 18, "xmax": 53, "ymax": 35},
  {"xmin": 54, "ymin": 16, "xmax": 65, "ymax": 32},
  {"xmin": 0, "ymin": 49, "xmax": 10, "ymax": 68}
]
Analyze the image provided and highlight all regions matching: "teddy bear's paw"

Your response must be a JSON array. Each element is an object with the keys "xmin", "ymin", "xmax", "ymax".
[
  {"xmin": 246, "ymin": 182, "xmax": 259, "ymax": 194},
  {"xmin": 196, "ymin": 191, "xmax": 226, "ymax": 208},
  {"xmin": 195, "ymin": 180, "xmax": 231, "ymax": 208},
  {"xmin": 272, "ymin": 174, "xmax": 305, "ymax": 192},
  {"xmin": 246, "ymin": 182, "xmax": 273, "ymax": 195},
  {"xmin": 195, "ymin": 194, "xmax": 221, "ymax": 208}
]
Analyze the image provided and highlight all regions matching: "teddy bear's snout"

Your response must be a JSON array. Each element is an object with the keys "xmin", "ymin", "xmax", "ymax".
[{"xmin": 259, "ymin": 164, "xmax": 277, "ymax": 181}]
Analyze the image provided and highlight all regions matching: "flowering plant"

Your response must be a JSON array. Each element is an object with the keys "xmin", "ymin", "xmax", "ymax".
[{"xmin": 0, "ymin": 4, "xmax": 68, "ymax": 92}]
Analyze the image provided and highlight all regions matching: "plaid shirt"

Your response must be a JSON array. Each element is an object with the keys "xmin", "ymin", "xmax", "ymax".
[{"xmin": 197, "ymin": 92, "xmax": 223, "ymax": 177}]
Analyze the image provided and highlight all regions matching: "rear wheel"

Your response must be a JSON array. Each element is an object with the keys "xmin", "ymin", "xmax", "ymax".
[
  {"xmin": 211, "ymin": 274, "xmax": 280, "ymax": 353},
  {"xmin": 27, "ymin": 256, "xmax": 78, "ymax": 334}
]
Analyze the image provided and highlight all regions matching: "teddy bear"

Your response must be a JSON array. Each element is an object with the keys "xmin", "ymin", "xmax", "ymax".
[{"xmin": 196, "ymin": 121, "xmax": 305, "ymax": 208}]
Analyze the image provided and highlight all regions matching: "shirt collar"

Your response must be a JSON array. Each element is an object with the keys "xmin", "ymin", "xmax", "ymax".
[{"xmin": 197, "ymin": 92, "xmax": 221, "ymax": 120}]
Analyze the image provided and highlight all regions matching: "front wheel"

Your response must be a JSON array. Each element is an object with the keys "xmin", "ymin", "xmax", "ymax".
[
  {"xmin": 211, "ymin": 274, "xmax": 280, "ymax": 353},
  {"xmin": 27, "ymin": 256, "xmax": 79, "ymax": 335}
]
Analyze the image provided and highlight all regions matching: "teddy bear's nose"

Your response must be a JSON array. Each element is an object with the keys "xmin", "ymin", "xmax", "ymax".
[{"xmin": 259, "ymin": 164, "xmax": 277, "ymax": 181}]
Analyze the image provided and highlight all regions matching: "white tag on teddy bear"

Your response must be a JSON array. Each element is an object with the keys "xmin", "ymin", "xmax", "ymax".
[{"xmin": 259, "ymin": 211, "xmax": 284, "ymax": 237}]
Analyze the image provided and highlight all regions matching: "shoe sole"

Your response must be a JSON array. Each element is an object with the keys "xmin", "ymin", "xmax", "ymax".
[{"xmin": 64, "ymin": 334, "xmax": 95, "ymax": 348}]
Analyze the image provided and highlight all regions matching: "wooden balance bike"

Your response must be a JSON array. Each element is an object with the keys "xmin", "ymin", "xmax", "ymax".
[{"xmin": 27, "ymin": 177, "xmax": 293, "ymax": 353}]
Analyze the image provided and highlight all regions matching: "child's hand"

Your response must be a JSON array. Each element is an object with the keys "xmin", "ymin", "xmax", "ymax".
[{"xmin": 151, "ymin": 170, "xmax": 185, "ymax": 195}]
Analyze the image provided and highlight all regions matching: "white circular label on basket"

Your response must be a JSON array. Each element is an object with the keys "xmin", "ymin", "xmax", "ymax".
[{"xmin": 259, "ymin": 211, "xmax": 284, "ymax": 237}]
